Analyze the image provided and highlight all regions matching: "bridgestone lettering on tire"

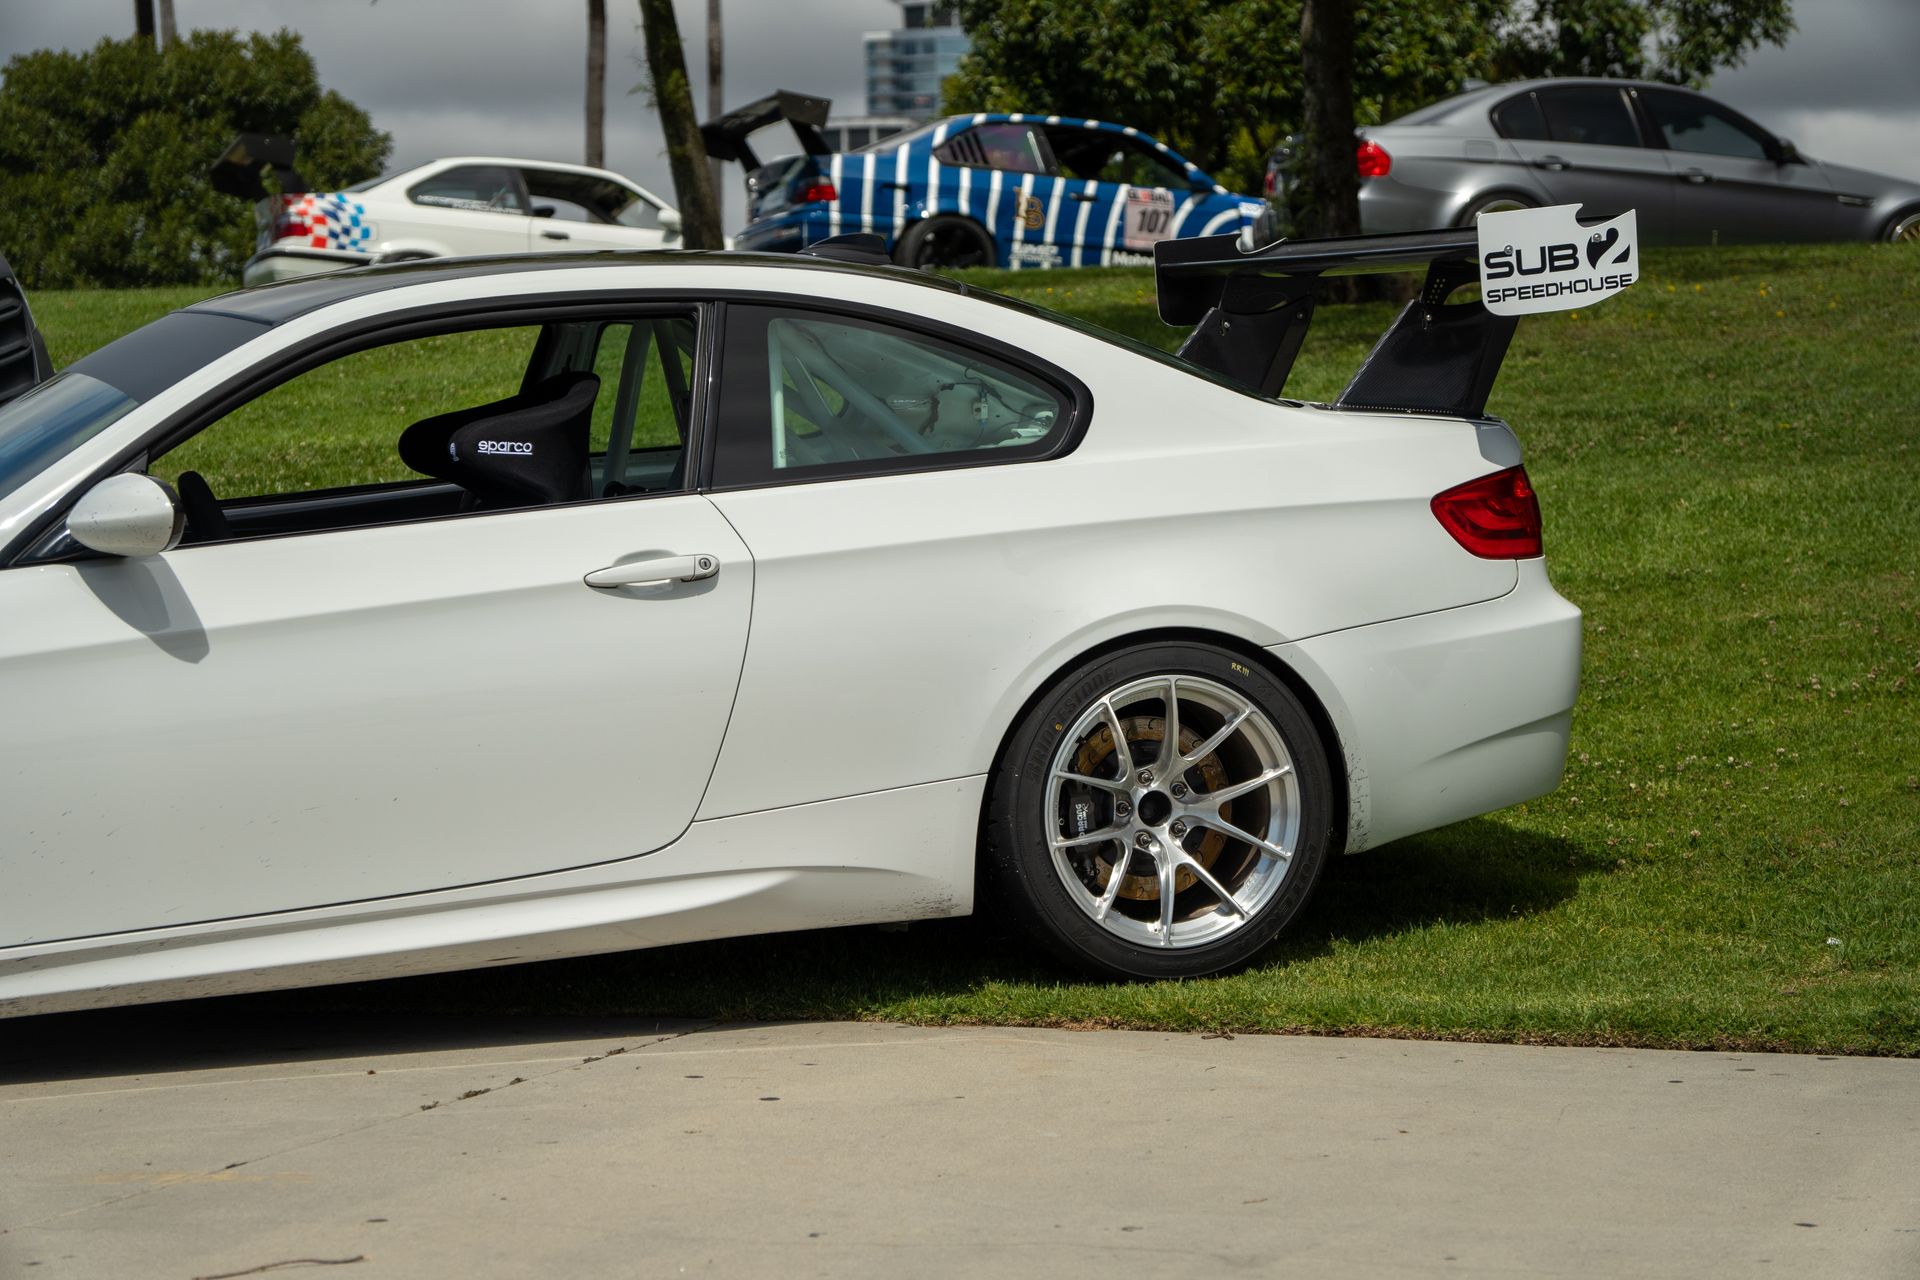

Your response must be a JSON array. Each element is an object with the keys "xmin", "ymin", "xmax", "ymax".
[{"xmin": 984, "ymin": 642, "xmax": 1334, "ymax": 979}]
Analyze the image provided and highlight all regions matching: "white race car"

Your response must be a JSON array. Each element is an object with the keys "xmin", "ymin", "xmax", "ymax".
[
  {"xmin": 0, "ymin": 226, "xmax": 1592, "ymax": 1016},
  {"xmin": 239, "ymin": 155, "xmax": 690, "ymax": 286}
]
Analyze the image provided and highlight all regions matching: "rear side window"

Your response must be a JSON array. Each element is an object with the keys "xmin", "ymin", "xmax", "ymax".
[
  {"xmin": 712, "ymin": 306, "xmax": 1073, "ymax": 486},
  {"xmin": 409, "ymin": 165, "xmax": 526, "ymax": 213},
  {"xmin": 1538, "ymin": 88, "xmax": 1642, "ymax": 148},
  {"xmin": 1639, "ymin": 89, "xmax": 1772, "ymax": 160},
  {"xmin": 935, "ymin": 123, "xmax": 1048, "ymax": 173},
  {"xmin": 1491, "ymin": 92, "xmax": 1549, "ymax": 141}
]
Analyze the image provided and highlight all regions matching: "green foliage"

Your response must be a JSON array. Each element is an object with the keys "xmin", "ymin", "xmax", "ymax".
[
  {"xmin": 947, "ymin": 0, "xmax": 1792, "ymax": 188},
  {"xmin": 1493, "ymin": 0, "xmax": 1795, "ymax": 84},
  {"xmin": 0, "ymin": 30, "xmax": 390, "ymax": 289}
]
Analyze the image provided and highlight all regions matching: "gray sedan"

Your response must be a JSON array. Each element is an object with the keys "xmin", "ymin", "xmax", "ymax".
[{"xmin": 1281, "ymin": 79, "xmax": 1920, "ymax": 244}]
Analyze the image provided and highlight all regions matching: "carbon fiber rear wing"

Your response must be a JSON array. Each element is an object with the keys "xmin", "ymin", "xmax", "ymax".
[
  {"xmin": 700, "ymin": 91, "xmax": 832, "ymax": 172},
  {"xmin": 1153, "ymin": 228, "xmax": 1513, "ymax": 419}
]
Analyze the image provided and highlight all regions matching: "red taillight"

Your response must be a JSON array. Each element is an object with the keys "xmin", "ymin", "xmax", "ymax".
[
  {"xmin": 1356, "ymin": 139, "xmax": 1391, "ymax": 179},
  {"xmin": 798, "ymin": 180, "xmax": 837, "ymax": 204},
  {"xmin": 1432, "ymin": 465, "xmax": 1543, "ymax": 559}
]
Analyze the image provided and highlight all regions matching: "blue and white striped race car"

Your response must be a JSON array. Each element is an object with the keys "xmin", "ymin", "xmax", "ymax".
[{"xmin": 704, "ymin": 92, "xmax": 1272, "ymax": 270}]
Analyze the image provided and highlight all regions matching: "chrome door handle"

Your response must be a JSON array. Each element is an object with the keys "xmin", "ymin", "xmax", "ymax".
[
  {"xmin": 1679, "ymin": 168, "xmax": 1712, "ymax": 184},
  {"xmin": 1533, "ymin": 155, "xmax": 1569, "ymax": 171},
  {"xmin": 542, "ymin": 229, "xmax": 571, "ymax": 240},
  {"xmin": 584, "ymin": 554, "xmax": 719, "ymax": 588}
]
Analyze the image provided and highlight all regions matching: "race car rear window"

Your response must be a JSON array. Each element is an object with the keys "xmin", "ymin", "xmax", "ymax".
[
  {"xmin": 409, "ymin": 165, "xmax": 526, "ymax": 213},
  {"xmin": 935, "ymin": 123, "xmax": 1047, "ymax": 174},
  {"xmin": 711, "ymin": 305, "xmax": 1074, "ymax": 486}
]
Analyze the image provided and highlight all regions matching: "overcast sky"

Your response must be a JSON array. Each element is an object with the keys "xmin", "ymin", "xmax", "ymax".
[{"xmin": 2, "ymin": 0, "xmax": 1914, "ymax": 231}]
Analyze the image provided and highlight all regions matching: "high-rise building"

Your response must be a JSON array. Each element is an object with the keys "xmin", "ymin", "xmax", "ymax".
[{"xmin": 863, "ymin": 1, "xmax": 969, "ymax": 119}]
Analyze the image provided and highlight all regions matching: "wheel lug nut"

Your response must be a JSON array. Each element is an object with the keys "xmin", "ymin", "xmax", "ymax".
[
  {"xmin": 1138, "ymin": 769, "xmax": 1154, "ymax": 785},
  {"xmin": 1170, "ymin": 820, "xmax": 1187, "ymax": 838},
  {"xmin": 1170, "ymin": 782, "xmax": 1187, "ymax": 799},
  {"xmin": 1134, "ymin": 833, "xmax": 1153, "ymax": 850},
  {"xmin": 1114, "ymin": 800, "xmax": 1132, "ymax": 819}
]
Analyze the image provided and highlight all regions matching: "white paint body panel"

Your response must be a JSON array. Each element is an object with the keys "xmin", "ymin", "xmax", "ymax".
[{"xmin": 0, "ymin": 257, "xmax": 1582, "ymax": 1015}]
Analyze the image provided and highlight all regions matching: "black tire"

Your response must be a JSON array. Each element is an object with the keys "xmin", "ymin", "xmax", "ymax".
[
  {"xmin": 893, "ymin": 216, "xmax": 996, "ymax": 270},
  {"xmin": 1460, "ymin": 192, "xmax": 1535, "ymax": 226},
  {"xmin": 983, "ymin": 642, "xmax": 1334, "ymax": 980}
]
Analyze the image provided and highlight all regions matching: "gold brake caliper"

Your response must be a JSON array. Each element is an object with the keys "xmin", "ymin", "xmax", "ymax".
[{"xmin": 1074, "ymin": 716, "xmax": 1229, "ymax": 903}]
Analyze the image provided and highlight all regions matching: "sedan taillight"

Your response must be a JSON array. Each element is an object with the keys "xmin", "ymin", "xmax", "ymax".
[
  {"xmin": 798, "ymin": 180, "xmax": 838, "ymax": 204},
  {"xmin": 1432, "ymin": 465, "xmax": 1543, "ymax": 559},
  {"xmin": 1356, "ymin": 139, "xmax": 1392, "ymax": 179}
]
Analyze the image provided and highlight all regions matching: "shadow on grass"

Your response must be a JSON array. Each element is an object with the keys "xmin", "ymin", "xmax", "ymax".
[{"xmin": 7, "ymin": 818, "xmax": 1595, "ymax": 1081}]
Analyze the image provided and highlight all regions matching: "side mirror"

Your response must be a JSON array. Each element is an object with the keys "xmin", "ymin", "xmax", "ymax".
[
  {"xmin": 1775, "ymin": 138, "xmax": 1806, "ymax": 165},
  {"xmin": 658, "ymin": 208, "xmax": 683, "ymax": 235},
  {"xmin": 531, "ymin": 204, "xmax": 557, "ymax": 218},
  {"xmin": 67, "ymin": 473, "xmax": 185, "ymax": 557}
]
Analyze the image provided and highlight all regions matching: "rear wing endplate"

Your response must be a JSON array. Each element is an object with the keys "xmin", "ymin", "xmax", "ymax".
[
  {"xmin": 1154, "ymin": 227, "xmax": 1510, "ymax": 418},
  {"xmin": 209, "ymin": 133, "xmax": 308, "ymax": 202},
  {"xmin": 700, "ymin": 91, "xmax": 832, "ymax": 172}
]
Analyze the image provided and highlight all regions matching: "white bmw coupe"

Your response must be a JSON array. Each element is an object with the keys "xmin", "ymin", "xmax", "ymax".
[{"xmin": 0, "ymin": 228, "xmax": 1583, "ymax": 1016}]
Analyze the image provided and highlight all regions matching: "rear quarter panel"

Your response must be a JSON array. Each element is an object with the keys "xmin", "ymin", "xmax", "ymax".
[{"xmin": 700, "ymin": 284, "xmax": 1518, "ymax": 818}]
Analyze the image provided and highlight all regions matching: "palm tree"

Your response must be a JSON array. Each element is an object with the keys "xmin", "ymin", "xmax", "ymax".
[
  {"xmin": 636, "ymin": 0, "xmax": 722, "ymax": 248},
  {"xmin": 586, "ymin": 0, "xmax": 606, "ymax": 168}
]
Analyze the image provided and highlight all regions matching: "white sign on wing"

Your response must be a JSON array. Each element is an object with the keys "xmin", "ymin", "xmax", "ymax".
[{"xmin": 1476, "ymin": 204, "xmax": 1638, "ymax": 315}]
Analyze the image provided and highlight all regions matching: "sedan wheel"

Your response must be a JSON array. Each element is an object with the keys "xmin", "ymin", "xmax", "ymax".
[
  {"xmin": 985, "ymin": 643, "xmax": 1333, "ymax": 979},
  {"xmin": 1889, "ymin": 211, "xmax": 1920, "ymax": 243}
]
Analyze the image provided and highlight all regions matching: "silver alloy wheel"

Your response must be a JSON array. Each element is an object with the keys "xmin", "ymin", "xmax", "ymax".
[
  {"xmin": 1044, "ymin": 674, "xmax": 1300, "ymax": 950},
  {"xmin": 1891, "ymin": 212, "xmax": 1920, "ymax": 243}
]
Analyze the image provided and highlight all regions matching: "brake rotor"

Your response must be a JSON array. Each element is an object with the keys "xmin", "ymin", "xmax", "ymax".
[{"xmin": 1073, "ymin": 715, "xmax": 1230, "ymax": 902}]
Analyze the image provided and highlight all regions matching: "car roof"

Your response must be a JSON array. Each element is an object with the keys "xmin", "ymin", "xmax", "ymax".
[
  {"xmin": 1390, "ymin": 77, "xmax": 1714, "ymax": 125},
  {"xmin": 181, "ymin": 249, "xmax": 969, "ymax": 327},
  {"xmin": 385, "ymin": 156, "xmax": 647, "ymax": 185}
]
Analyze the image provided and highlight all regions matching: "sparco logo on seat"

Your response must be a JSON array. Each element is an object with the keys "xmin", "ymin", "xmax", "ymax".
[{"xmin": 477, "ymin": 440, "xmax": 533, "ymax": 456}]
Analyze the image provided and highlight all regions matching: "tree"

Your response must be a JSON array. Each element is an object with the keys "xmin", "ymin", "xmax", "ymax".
[
  {"xmin": 0, "ymin": 30, "xmax": 391, "ymax": 288},
  {"xmin": 1293, "ymin": 0, "xmax": 1358, "ymax": 240},
  {"xmin": 587, "ymin": 0, "xmax": 606, "ymax": 168},
  {"xmin": 706, "ymin": 0, "xmax": 724, "ymax": 202},
  {"xmin": 1491, "ymin": 0, "xmax": 1794, "ymax": 85},
  {"xmin": 634, "ymin": 0, "xmax": 722, "ymax": 249},
  {"xmin": 158, "ymin": 0, "xmax": 178, "ymax": 49}
]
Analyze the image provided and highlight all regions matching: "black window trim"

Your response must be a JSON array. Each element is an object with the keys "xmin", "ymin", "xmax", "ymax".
[
  {"xmin": 6, "ymin": 293, "xmax": 715, "ymax": 567},
  {"xmin": 935, "ymin": 120, "xmax": 1060, "ymax": 177},
  {"xmin": 700, "ymin": 293, "xmax": 1093, "ymax": 492},
  {"xmin": 1488, "ymin": 89, "xmax": 1548, "ymax": 143},
  {"xmin": 405, "ymin": 163, "xmax": 533, "ymax": 216}
]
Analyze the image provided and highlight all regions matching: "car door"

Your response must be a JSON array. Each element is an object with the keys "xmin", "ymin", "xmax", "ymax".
[
  {"xmin": 1635, "ymin": 88, "xmax": 1840, "ymax": 243},
  {"xmin": 1505, "ymin": 85, "xmax": 1675, "ymax": 238},
  {"xmin": 396, "ymin": 163, "xmax": 538, "ymax": 254},
  {"xmin": 1039, "ymin": 124, "xmax": 1201, "ymax": 266},
  {"xmin": 518, "ymin": 168, "xmax": 674, "ymax": 252},
  {"xmin": 931, "ymin": 120, "xmax": 1054, "ymax": 266},
  {"xmin": 0, "ymin": 306, "xmax": 751, "ymax": 946}
]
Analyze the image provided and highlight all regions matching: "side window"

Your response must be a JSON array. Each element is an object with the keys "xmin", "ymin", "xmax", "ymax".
[
  {"xmin": 712, "ymin": 305, "xmax": 1073, "ymax": 487},
  {"xmin": 1045, "ymin": 127, "xmax": 1189, "ymax": 189},
  {"xmin": 408, "ymin": 165, "xmax": 526, "ymax": 213},
  {"xmin": 1491, "ymin": 92, "xmax": 1550, "ymax": 142},
  {"xmin": 934, "ymin": 123, "xmax": 1048, "ymax": 174},
  {"xmin": 1640, "ymin": 90, "xmax": 1772, "ymax": 160},
  {"xmin": 1538, "ymin": 88, "xmax": 1643, "ymax": 148},
  {"xmin": 147, "ymin": 311, "xmax": 699, "ymax": 546}
]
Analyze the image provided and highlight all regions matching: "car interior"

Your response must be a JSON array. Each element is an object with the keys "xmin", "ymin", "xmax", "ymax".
[{"xmin": 150, "ymin": 313, "xmax": 698, "ymax": 547}]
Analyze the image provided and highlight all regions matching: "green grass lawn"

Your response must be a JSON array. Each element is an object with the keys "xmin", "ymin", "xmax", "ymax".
[{"xmin": 31, "ymin": 245, "xmax": 1920, "ymax": 1054}]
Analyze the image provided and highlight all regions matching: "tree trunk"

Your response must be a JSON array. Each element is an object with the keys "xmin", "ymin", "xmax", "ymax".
[
  {"xmin": 157, "ymin": 0, "xmax": 177, "ymax": 48},
  {"xmin": 134, "ymin": 0, "xmax": 156, "ymax": 45},
  {"xmin": 586, "ymin": 0, "xmax": 606, "ymax": 168},
  {"xmin": 706, "ymin": 0, "xmax": 724, "ymax": 203},
  {"xmin": 636, "ymin": 0, "xmax": 723, "ymax": 249},
  {"xmin": 1295, "ymin": 0, "xmax": 1359, "ymax": 241}
]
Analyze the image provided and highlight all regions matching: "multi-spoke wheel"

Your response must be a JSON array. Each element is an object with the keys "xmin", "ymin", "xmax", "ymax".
[
  {"xmin": 985, "ymin": 643, "xmax": 1333, "ymax": 979},
  {"xmin": 894, "ymin": 215, "xmax": 997, "ymax": 269},
  {"xmin": 1887, "ymin": 209, "xmax": 1920, "ymax": 244}
]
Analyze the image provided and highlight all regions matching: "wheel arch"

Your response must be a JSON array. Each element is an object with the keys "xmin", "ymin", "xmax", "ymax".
[
  {"xmin": 1455, "ymin": 187, "xmax": 1541, "ymax": 226},
  {"xmin": 975, "ymin": 625, "xmax": 1352, "ymax": 861},
  {"xmin": 1881, "ymin": 202, "xmax": 1920, "ymax": 242}
]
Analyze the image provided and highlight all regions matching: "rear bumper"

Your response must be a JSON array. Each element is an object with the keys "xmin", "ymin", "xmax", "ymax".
[
  {"xmin": 242, "ymin": 246, "xmax": 372, "ymax": 287},
  {"xmin": 733, "ymin": 207, "xmax": 856, "ymax": 254},
  {"xmin": 1274, "ymin": 559, "xmax": 1582, "ymax": 852}
]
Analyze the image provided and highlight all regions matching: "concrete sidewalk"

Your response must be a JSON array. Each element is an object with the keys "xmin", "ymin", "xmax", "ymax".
[{"xmin": 2, "ymin": 1015, "xmax": 1916, "ymax": 1278}]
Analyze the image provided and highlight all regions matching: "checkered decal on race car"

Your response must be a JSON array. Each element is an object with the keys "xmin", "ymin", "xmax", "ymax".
[{"xmin": 285, "ymin": 192, "xmax": 374, "ymax": 251}]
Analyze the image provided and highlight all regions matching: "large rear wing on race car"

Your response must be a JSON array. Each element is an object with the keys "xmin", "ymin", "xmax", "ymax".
[
  {"xmin": 700, "ymin": 90, "xmax": 832, "ymax": 171},
  {"xmin": 1153, "ymin": 227, "xmax": 1513, "ymax": 419}
]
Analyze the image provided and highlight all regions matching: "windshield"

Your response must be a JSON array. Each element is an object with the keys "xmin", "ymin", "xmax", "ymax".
[{"xmin": 0, "ymin": 373, "xmax": 138, "ymax": 505}]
